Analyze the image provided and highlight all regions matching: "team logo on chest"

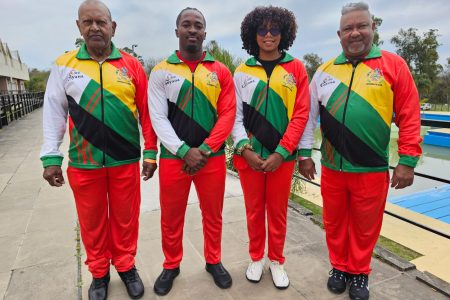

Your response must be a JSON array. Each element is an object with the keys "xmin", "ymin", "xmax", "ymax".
[
  {"xmin": 366, "ymin": 68, "xmax": 384, "ymax": 86},
  {"xmin": 206, "ymin": 71, "xmax": 219, "ymax": 87},
  {"xmin": 282, "ymin": 73, "xmax": 296, "ymax": 91},
  {"xmin": 116, "ymin": 67, "xmax": 132, "ymax": 85}
]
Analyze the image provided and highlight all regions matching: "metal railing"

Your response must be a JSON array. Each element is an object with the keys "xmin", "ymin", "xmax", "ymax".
[
  {"xmin": 295, "ymin": 118, "xmax": 450, "ymax": 240},
  {"xmin": 0, "ymin": 91, "xmax": 44, "ymax": 129}
]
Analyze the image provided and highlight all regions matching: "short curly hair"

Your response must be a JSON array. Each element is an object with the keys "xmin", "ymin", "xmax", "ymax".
[{"xmin": 240, "ymin": 6, "xmax": 297, "ymax": 57}]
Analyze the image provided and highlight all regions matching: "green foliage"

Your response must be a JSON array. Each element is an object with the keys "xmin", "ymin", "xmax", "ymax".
[
  {"xmin": 25, "ymin": 68, "xmax": 50, "ymax": 92},
  {"xmin": 372, "ymin": 15, "xmax": 383, "ymax": 46},
  {"xmin": 225, "ymin": 136, "xmax": 236, "ymax": 172},
  {"xmin": 205, "ymin": 40, "xmax": 242, "ymax": 74},
  {"xmin": 302, "ymin": 53, "xmax": 323, "ymax": 81},
  {"xmin": 144, "ymin": 57, "xmax": 164, "ymax": 76},
  {"xmin": 431, "ymin": 58, "xmax": 450, "ymax": 105},
  {"xmin": 75, "ymin": 37, "xmax": 84, "ymax": 48},
  {"xmin": 391, "ymin": 28, "xmax": 442, "ymax": 98},
  {"xmin": 121, "ymin": 46, "xmax": 144, "ymax": 66}
]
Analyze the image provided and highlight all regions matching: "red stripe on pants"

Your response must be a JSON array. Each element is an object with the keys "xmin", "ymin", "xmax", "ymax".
[
  {"xmin": 159, "ymin": 155, "xmax": 226, "ymax": 269},
  {"xmin": 235, "ymin": 155, "xmax": 295, "ymax": 264},
  {"xmin": 67, "ymin": 163, "xmax": 141, "ymax": 278},
  {"xmin": 321, "ymin": 166, "xmax": 389, "ymax": 274}
]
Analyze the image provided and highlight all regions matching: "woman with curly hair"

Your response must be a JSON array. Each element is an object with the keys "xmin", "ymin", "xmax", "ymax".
[{"xmin": 231, "ymin": 6, "xmax": 310, "ymax": 289}]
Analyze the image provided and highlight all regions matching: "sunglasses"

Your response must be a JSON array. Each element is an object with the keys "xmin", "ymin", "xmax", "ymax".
[{"xmin": 256, "ymin": 27, "xmax": 281, "ymax": 37}]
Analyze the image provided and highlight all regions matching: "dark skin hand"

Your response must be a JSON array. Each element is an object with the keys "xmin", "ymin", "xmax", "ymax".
[
  {"xmin": 242, "ymin": 149, "xmax": 264, "ymax": 171},
  {"xmin": 141, "ymin": 161, "xmax": 157, "ymax": 181},
  {"xmin": 298, "ymin": 158, "xmax": 316, "ymax": 180},
  {"xmin": 182, "ymin": 148, "xmax": 209, "ymax": 175},
  {"xmin": 391, "ymin": 164, "xmax": 414, "ymax": 189},
  {"xmin": 42, "ymin": 166, "xmax": 65, "ymax": 187},
  {"xmin": 261, "ymin": 152, "xmax": 284, "ymax": 172}
]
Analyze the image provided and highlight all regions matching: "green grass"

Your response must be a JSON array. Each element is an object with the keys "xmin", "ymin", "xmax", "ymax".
[
  {"xmin": 290, "ymin": 192, "xmax": 423, "ymax": 262},
  {"xmin": 290, "ymin": 193, "xmax": 323, "ymax": 216},
  {"xmin": 376, "ymin": 235, "xmax": 423, "ymax": 261}
]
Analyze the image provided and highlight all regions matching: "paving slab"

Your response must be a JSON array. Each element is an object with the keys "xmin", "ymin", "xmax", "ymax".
[
  {"xmin": 5, "ymin": 262, "xmax": 77, "ymax": 300},
  {"xmin": 0, "ymin": 271, "xmax": 10, "ymax": 299}
]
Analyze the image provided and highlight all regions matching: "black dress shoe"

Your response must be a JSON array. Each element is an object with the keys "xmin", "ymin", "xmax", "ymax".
[
  {"xmin": 153, "ymin": 267, "xmax": 180, "ymax": 296},
  {"xmin": 118, "ymin": 266, "xmax": 145, "ymax": 299},
  {"xmin": 88, "ymin": 273, "xmax": 110, "ymax": 300},
  {"xmin": 205, "ymin": 262, "xmax": 232, "ymax": 289}
]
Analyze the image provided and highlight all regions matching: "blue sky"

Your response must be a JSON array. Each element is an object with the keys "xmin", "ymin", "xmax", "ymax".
[{"xmin": 1, "ymin": 0, "xmax": 449, "ymax": 69}]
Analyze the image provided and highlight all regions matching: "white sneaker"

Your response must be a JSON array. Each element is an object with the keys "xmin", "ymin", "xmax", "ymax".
[
  {"xmin": 245, "ymin": 258, "xmax": 265, "ymax": 283},
  {"xmin": 269, "ymin": 261, "xmax": 289, "ymax": 289}
]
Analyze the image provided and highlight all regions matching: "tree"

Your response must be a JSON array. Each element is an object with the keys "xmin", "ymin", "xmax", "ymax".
[
  {"xmin": 75, "ymin": 38, "xmax": 84, "ymax": 48},
  {"xmin": 121, "ymin": 46, "xmax": 144, "ymax": 66},
  {"xmin": 25, "ymin": 68, "xmax": 50, "ymax": 92},
  {"xmin": 431, "ymin": 57, "xmax": 450, "ymax": 105},
  {"xmin": 372, "ymin": 16, "xmax": 383, "ymax": 46},
  {"xmin": 391, "ymin": 28, "xmax": 442, "ymax": 98},
  {"xmin": 144, "ymin": 57, "xmax": 163, "ymax": 76},
  {"xmin": 205, "ymin": 40, "xmax": 241, "ymax": 74},
  {"xmin": 302, "ymin": 53, "xmax": 323, "ymax": 81}
]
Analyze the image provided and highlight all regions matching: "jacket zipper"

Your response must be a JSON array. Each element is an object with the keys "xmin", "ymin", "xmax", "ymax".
[
  {"xmin": 99, "ymin": 62, "xmax": 105, "ymax": 166},
  {"xmin": 191, "ymin": 63, "xmax": 199, "ymax": 144},
  {"xmin": 340, "ymin": 62, "xmax": 358, "ymax": 170},
  {"xmin": 262, "ymin": 76, "xmax": 270, "ymax": 156}
]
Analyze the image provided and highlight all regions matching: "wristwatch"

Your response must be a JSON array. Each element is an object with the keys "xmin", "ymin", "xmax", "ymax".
[{"xmin": 236, "ymin": 143, "xmax": 254, "ymax": 155}]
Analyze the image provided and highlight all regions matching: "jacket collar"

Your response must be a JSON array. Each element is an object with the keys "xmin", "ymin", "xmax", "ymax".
[
  {"xmin": 245, "ymin": 52, "xmax": 294, "ymax": 66},
  {"xmin": 334, "ymin": 45, "xmax": 381, "ymax": 65},
  {"xmin": 76, "ymin": 42, "xmax": 122, "ymax": 60},
  {"xmin": 166, "ymin": 51, "xmax": 215, "ymax": 64}
]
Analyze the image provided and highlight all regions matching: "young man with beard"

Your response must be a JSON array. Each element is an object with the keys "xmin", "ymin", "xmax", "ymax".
[{"xmin": 148, "ymin": 7, "xmax": 236, "ymax": 296}]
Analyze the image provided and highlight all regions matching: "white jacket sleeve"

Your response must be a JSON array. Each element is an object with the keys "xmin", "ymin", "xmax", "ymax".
[
  {"xmin": 230, "ymin": 73, "xmax": 249, "ymax": 147},
  {"xmin": 297, "ymin": 74, "xmax": 320, "ymax": 153},
  {"xmin": 148, "ymin": 69, "xmax": 186, "ymax": 156},
  {"xmin": 40, "ymin": 64, "xmax": 68, "ymax": 163}
]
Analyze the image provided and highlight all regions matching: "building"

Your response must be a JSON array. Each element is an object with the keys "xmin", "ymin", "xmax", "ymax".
[{"xmin": 0, "ymin": 39, "xmax": 29, "ymax": 94}]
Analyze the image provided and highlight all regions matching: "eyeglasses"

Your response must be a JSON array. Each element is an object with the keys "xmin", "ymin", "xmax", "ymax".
[{"xmin": 257, "ymin": 27, "xmax": 281, "ymax": 37}]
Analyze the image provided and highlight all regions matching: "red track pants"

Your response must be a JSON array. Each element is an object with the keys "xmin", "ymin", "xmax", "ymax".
[
  {"xmin": 67, "ymin": 163, "xmax": 141, "ymax": 278},
  {"xmin": 234, "ymin": 155, "xmax": 295, "ymax": 264},
  {"xmin": 159, "ymin": 155, "xmax": 226, "ymax": 269},
  {"xmin": 321, "ymin": 166, "xmax": 389, "ymax": 274}
]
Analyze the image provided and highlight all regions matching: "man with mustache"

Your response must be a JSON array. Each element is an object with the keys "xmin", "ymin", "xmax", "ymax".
[
  {"xmin": 148, "ymin": 7, "xmax": 236, "ymax": 296},
  {"xmin": 298, "ymin": 2, "xmax": 422, "ymax": 300},
  {"xmin": 40, "ymin": 1, "xmax": 157, "ymax": 299}
]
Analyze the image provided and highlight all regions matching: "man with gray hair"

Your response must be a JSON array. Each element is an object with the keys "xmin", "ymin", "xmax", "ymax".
[
  {"xmin": 298, "ymin": 2, "xmax": 421, "ymax": 299},
  {"xmin": 40, "ymin": 1, "xmax": 157, "ymax": 299}
]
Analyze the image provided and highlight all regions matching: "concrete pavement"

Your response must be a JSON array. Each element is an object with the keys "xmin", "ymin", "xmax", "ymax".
[{"xmin": 0, "ymin": 109, "xmax": 448, "ymax": 299}]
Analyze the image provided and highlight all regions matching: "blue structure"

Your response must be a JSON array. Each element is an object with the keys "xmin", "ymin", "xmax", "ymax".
[
  {"xmin": 421, "ymin": 113, "xmax": 450, "ymax": 148},
  {"xmin": 388, "ymin": 185, "xmax": 450, "ymax": 224},
  {"xmin": 423, "ymin": 129, "xmax": 450, "ymax": 148}
]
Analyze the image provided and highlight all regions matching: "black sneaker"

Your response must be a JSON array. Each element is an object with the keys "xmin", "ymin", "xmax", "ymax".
[
  {"xmin": 327, "ymin": 268, "xmax": 349, "ymax": 294},
  {"xmin": 153, "ymin": 267, "xmax": 180, "ymax": 296},
  {"xmin": 205, "ymin": 262, "xmax": 232, "ymax": 289},
  {"xmin": 349, "ymin": 274, "xmax": 369, "ymax": 300},
  {"xmin": 118, "ymin": 266, "xmax": 144, "ymax": 299},
  {"xmin": 88, "ymin": 272, "xmax": 110, "ymax": 300}
]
